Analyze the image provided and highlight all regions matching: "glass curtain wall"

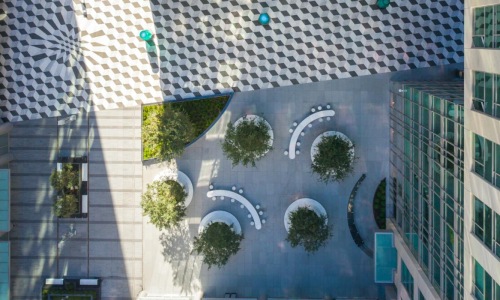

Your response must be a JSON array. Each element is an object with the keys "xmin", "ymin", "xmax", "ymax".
[{"xmin": 390, "ymin": 81, "xmax": 465, "ymax": 299}]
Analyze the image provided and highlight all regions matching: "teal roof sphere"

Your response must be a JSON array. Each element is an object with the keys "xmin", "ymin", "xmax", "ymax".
[
  {"xmin": 139, "ymin": 30, "xmax": 153, "ymax": 41},
  {"xmin": 258, "ymin": 13, "xmax": 270, "ymax": 25}
]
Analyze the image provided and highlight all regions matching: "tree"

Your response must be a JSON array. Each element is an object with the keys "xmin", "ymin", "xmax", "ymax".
[
  {"xmin": 141, "ymin": 180, "xmax": 187, "ymax": 230},
  {"xmin": 53, "ymin": 194, "xmax": 79, "ymax": 218},
  {"xmin": 286, "ymin": 207, "xmax": 332, "ymax": 253},
  {"xmin": 193, "ymin": 222, "xmax": 243, "ymax": 269},
  {"xmin": 221, "ymin": 117, "xmax": 272, "ymax": 167},
  {"xmin": 311, "ymin": 135, "xmax": 356, "ymax": 183},
  {"xmin": 50, "ymin": 164, "xmax": 79, "ymax": 194},
  {"xmin": 142, "ymin": 105, "xmax": 195, "ymax": 161}
]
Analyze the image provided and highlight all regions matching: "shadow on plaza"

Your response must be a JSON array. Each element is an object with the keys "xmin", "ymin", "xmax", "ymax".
[{"xmin": 159, "ymin": 222, "xmax": 201, "ymax": 294}]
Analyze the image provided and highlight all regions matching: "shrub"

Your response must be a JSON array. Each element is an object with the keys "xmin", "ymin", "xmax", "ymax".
[
  {"xmin": 141, "ymin": 180, "xmax": 187, "ymax": 230},
  {"xmin": 373, "ymin": 179, "xmax": 386, "ymax": 229},
  {"xmin": 286, "ymin": 207, "xmax": 332, "ymax": 253},
  {"xmin": 50, "ymin": 164, "xmax": 79, "ymax": 194},
  {"xmin": 193, "ymin": 222, "xmax": 243, "ymax": 269},
  {"xmin": 54, "ymin": 194, "xmax": 78, "ymax": 218},
  {"xmin": 142, "ymin": 105, "xmax": 195, "ymax": 161},
  {"xmin": 311, "ymin": 135, "xmax": 356, "ymax": 183},
  {"xmin": 221, "ymin": 117, "xmax": 272, "ymax": 167}
]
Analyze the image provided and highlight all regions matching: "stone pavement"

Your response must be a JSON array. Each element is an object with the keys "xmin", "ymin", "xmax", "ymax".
[
  {"xmin": 142, "ymin": 64, "xmax": 462, "ymax": 298},
  {"xmin": 9, "ymin": 107, "xmax": 143, "ymax": 299},
  {"xmin": 1, "ymin": 0, "xmax": 463, "ymax": 121}
]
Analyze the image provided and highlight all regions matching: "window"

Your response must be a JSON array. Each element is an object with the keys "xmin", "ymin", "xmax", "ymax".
[
  {"xmin": 473, "ymin": 71, "xmax": 500, "ymax": 118},
  {"xmin": 474, "ymin": 260, "xmax": 500, "ymax": 300},
  {"xmin": 474, "ymin": 197, "xmax": 500, "ymax": 258},
  {"xmin": 401, "ymin": 260, "xmax": 414, "ymax": 299},
  {"xmin": 473, "ymin": 133, "xmax": 500, "ymax": 188},
  {"xmin": 473, "ymin": 5, "xmax": 500, "ymax": 48}
]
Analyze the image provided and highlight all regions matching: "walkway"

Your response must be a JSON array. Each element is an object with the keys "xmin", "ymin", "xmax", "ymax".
[{"xmin": 1, "ymin": 0, "xmax": 463, "ymax": 121}]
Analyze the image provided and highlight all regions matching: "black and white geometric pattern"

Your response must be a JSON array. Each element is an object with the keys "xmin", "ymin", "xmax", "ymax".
[{"xmin": 0, "ymin": 0, "xmax": 464, "ymax": 122}]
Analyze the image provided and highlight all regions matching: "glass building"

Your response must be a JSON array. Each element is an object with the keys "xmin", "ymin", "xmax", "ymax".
[{"xmin": 389, "ymin": 81, "xmax": 464, "ymax": 300}]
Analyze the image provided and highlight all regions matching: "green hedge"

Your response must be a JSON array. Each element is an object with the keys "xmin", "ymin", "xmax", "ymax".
[
  {"xmin": 373, "ymin": 178, "xmax": 386, "ymax": 229},
  {"xmin": 142, "ymin": 95, "xmax": 230, "ymax": 161}
]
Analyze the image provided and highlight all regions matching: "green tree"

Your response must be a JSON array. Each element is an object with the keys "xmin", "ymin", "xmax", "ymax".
[
  {"xmin": 221, "ymin": 118, "xmax": 272, "ymax": 167},
  {"xmin": 193, "ymin": 222, "xmax": 243, "ymax": 269},
  {"xmin": 50, "ymin": 164, "xmax": 79, "ymax": 194},
  {"xmin": 53, "ymin": 194, "xmax": 78, "ymax": 218},
  {"xmin": 286, "ymin": 207, "xmax": 332, "ymax": 253},
  {"xmin": 141, "ymin": 180, "xmax": 187, "ymax": 230},
  {"xmin": 142, "ymin": 105, "xmax": 195, "ymax": 161},
  {"xmin": 311, "ymin": 135, "xmax": 356, "ymax": 183}
]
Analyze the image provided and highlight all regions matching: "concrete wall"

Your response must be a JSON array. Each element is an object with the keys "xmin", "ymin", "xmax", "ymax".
[
  {"xmin": 389, "ymin": 222, "xmax": 440, "ymax": 300},
  {"xmin": 464, "ymin": 0, "xmax": 500, "ymax": 297}
]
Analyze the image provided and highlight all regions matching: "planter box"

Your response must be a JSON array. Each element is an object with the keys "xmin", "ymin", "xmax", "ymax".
[{"xmin": 56, "ymin": 157, "xmax": 88, "ymax": 218}]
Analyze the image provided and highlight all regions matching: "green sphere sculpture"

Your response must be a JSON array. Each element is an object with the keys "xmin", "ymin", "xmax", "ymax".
[
  {"xmin": 377, "ymin": 0, "xmax": 390, "ymax": 9},
  {"xmin": 139, "ymin": 30, "xmax": 153, "ymax": 41}
]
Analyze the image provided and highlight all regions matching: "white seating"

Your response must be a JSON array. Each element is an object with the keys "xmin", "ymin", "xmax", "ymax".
[
  {"xmin": 198, "ymin": 211, "xmax": 242, "ymax": 234},
  {"xmin": 81, "ymin": 163, "xmax": 88, "ymax": 181},
  {"xmin": 288, "ymin": 109, "xmax": 335, "ymax": 159},
  {"xmin": 45, "ymin": 278, "xmax": 64, "ymax": 285},
  {"xmin": 56, "ymin": 163, "xmax": 62, "ymax": 172},
  {"xmin": 207, "ymin": 190, "xmax": 262, "ymax": 229},
  {"xmin": 81, "ymin": 195, "xmax": 88, "ymax": 214},
  {"xmin": 80, "ymin": 278, "xmax": 98, "ymax": 286}
]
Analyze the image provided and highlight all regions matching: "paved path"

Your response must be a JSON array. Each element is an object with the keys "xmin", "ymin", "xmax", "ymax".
[{"xmin": 1, "ymin": 0, "xmax": 463, "ymax": 121}]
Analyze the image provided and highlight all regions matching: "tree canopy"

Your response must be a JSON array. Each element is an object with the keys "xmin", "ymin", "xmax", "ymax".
[
  {"xmin": 193, "ymin": 222, "xmax": 243, "ymax": 269},
  {"xmin": 311, "ymin": 135, "xmax": 356, "ymax": 183},
  {"xmin": 221, "ymin": 117, "xmax": 272, "ymax": 167},
  {"xmin": 141, "ymin": 180, "xmax": 187, "ymax": 230},
  {"xmin": 286, "ymin": 207, "xmax": 332, "ymax": 253},
  {"xmin": 142, "ymin": 105, "xmax": 195, "ymax": 161}
]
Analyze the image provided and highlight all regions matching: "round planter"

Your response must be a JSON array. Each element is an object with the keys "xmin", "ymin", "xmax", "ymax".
[
  {"xmin": 153, "ymin": 170, "xmax": 193, "ymax": 207},
  {"xmin": 233, "ymin": 114, "xmax": 274, "ymax": 155},
  {"xmin": 198, "ymin": 210, "xmax": 242, "ymax": 234},
  {"xmin": 284, "ymin": 198, "xmax": 327, "ymax": 232},
  {"xmin": 310, "ymin": 131, "xmax": 354, "ymax": 162}
]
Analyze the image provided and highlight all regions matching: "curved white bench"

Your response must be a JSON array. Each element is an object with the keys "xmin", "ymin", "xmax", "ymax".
[
  {"xmin": 207, "ymin": 190, "xmax": 262, "ymax": 230},
  {"xmin": 288, "ymin": 110, "xmax": 335, "ymax": 159},
  {"xmin": 310, "ymin": 131, "xmax": 354, "ymax": 162},
  {"xmin": 198, "ymin": 210, "xmax": 242, "ymax": 234},
  {"xmin": 233, "ymin": 115, "xmax": 274, "ymax": 155},
  {"xmin": 154, "ymin": 170, "xmax": 194, "ymax": 207},
  {"xmin": 284, "ymin": 198, "xmax": 327, "ymax": 232}
]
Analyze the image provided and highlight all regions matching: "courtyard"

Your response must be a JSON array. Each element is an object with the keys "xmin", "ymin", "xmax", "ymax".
[{"xmin": 0, "ymin": 0, "xmax": 466, "ymax": 299}]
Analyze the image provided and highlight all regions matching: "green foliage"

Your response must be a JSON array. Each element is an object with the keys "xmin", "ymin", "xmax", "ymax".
[
  {"xmin": 174, "ymin": 96, "xmax": 229, "ymax": 135},
  {"xmin": 193, "ymin": 222, "xmax": 243, "ymax": 269},
  {"xmin": 42, "ymin": 282, "xmax": 98, "ymax": 300},
  {"xmin": 53, "ymin": 194, "xmax": 79, "ymax": 218},
  {"xmin": 142, "ymin": 104, "xmax": 195, "ymax": 161},
  {"xmin": 50, "ymin": 164, "xmax": 79, "ymax": 194},
  {"xmin": 141, "ymin": 180, "xmax": 187, "ymax": 230},
  {"xmin": 311, "ymin": 135, "xmax": 356, "ymax": 183},
  {"xmin": 142, "ymin": 95, "xmax": 230, "ymax": 161},
  {"xmin": 221, "ymin": 117, "xmax": 272, "ymax": 167},
  {"xmin": 373, "ymin": 179, "xmax": 386, "ymax": 229},
  {"xmin": 286, "ymin": 207, "xmax": 332, "ymax": 253}
]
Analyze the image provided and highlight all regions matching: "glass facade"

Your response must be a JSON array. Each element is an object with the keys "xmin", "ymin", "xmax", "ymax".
[
  {"xmin": 473, "ymin": 259, "xmax": 500, "ymax": 300},
  {"xmin": 473, "ymin": 5, "xmax": 500, "ymax": 48},
  {"xmin": 472, "ymin": 71, "xmax": 500, "ymax": 118},
  {"xmin": 473, "ymin": 133, "xmax": 500, "ymax": 188},
  {"xmin": 390, "ymin": 82, "xmax": 464, "ymax": 299},
  {"xmin": 474, "ymin": 197, "xmax": 500, "ymax": 258},
  {"xmin": 401, "ymin": 260, "xmax": 414, "ymax": 299}
]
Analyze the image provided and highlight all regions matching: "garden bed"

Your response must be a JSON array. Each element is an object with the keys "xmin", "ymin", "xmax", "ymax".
[
  {"xmin": 142, "ymin": 94, "xmax": 231, "ymax": 161},
  {"xmin": 42, "ymin": 280, "xmax": 100, "ymax": 300},
  {"xmin": 373, "ymin": 178, "xmax": 386, "ymax": 229}
]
